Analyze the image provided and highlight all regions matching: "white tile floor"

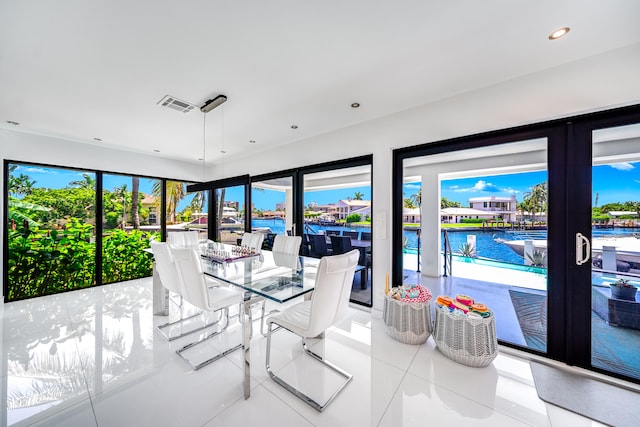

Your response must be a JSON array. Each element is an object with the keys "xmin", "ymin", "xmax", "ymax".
[{"xmin": 1, "ymin": 278, "xmax": 608, "ymax": 426}]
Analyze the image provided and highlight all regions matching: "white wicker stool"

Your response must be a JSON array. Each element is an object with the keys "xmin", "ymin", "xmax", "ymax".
[
  {"xmin": 383, "ymin": 294, "xmax": 432, "ymax": 344},
  {"xmin": 433, "ymin": 306, "xmax": 498, "ymax": 367}
]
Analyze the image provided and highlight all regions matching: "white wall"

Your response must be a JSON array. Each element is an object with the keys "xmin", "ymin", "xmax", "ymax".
[{"xmin": 2, "ymin": 43, "xmax": 640, "ymax": 309}]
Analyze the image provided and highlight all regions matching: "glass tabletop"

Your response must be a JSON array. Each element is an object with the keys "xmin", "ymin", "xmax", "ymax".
[{"xmin": 201, "ymin": 245, "xmax": 320, "ymax": 303}]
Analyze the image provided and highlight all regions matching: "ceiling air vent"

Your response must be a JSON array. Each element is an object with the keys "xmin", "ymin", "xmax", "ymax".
[{"xmin": 157, "ymin": 95, "xmax": 196, "ymax": 113}]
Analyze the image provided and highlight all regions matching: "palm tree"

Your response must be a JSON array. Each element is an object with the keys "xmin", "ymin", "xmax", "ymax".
[
  {"xmin": 151, "ymin": 180, "xmax": 186, "ymax": 224},
  {"xmin": 441, "ymin": 197, "xmax": 461, "ymax": 208},
  {"xmin": 9, "ymin": 172, "xmax": 36, "ymax": 196},
  {"xmin": 216, "ymin": 188, "xmax": 226, "ymax": 241},
  {"xmin": 404, "ymin": 198, "xmax": 417, "ymax": 209},
  {"xmin": 354, "ymin": 191, "xmax": 364, "ymax": 200},
  {"xmin": 131, "ymin": 177, "xmax": 140, "ymax": 229},
  {"xmin": 189, "ymin": 191, "xmax": 206, "ymax": 213},
  {"xmin": 524, "ymin": 181, "xmax": 547, "ymax": 224},
  {"xmin": 69, "ymin": 173, "xmax": 96, "ymax": 189},
  {"xmin": 113, "ymin": 185, "xmax": 128, "ymax": 228}
]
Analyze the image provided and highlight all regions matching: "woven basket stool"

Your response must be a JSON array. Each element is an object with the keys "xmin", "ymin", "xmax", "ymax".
[
  {"xmin": 433, "ymin": 307, "xmax": 498, "ymax": 367},
  {"xmin": 383, "ymin": 295, "xmax": 432, "ymax": 344}
]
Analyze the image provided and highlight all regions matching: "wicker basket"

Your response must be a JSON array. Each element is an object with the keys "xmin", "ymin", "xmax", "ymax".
[
  {"xmin": 383, "ymin": 295, "xmax": 432, "ymax": 344},
  {"xmin": 433, "ymin": 307, "xmax": 498, "ymax": 367}
]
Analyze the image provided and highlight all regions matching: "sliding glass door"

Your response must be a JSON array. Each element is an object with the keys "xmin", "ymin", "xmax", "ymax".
[
  {"xmin": 251, "ymin": 175, "xmax": 294, "ymax": 236},
  {"xmin": 584, "ymin": 119, "xmax": 640, "ymax": 381},
  {"xmin": 302, "ymin": 160, "xmax": 373, "ymax": 307},
  {"xmin": 394, "ymin": 104, "xmax": 640, "ymax": 384},
  {"xmin": 400, "ymin": 137, "xmax": 552, "ymax": 350}
]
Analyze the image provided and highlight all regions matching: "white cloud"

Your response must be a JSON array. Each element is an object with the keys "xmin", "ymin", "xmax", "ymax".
[
  {"xmin": 404, "ymin": 184, "xmax": 421, "ymax": 190},
  {"xmin": 610, "ymin": 163, "xmax": 634, "ymax": 171},
  {"xmin": 454, "ymin": 180, "xmax": 500, "ymax": 193},
  {"xmin": 18, "ymin": 166, "xmax": 58, "ymax": 175}
]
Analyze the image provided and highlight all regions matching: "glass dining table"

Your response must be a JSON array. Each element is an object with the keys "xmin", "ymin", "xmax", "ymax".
[{"xmin": 200, "ymin": 242, "xmax": 321, "ymax": 399}]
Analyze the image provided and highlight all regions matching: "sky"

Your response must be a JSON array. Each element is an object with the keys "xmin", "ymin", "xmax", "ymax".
[
  {"xmin": 404, "ymin": 162, "xmax": 640, "ymax": 207},
  {"xmin": 10, "ymin": 165, "xmax": 372, "ymax": 211},
  {"xmin": 11, "ymin": 161, "xmax": 640, "ymax": 212}
]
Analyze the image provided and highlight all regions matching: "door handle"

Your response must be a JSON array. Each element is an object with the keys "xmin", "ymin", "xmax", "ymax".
[{"xmin": 576, "ymin": 232, "xmax": 591, "ymax": 266}]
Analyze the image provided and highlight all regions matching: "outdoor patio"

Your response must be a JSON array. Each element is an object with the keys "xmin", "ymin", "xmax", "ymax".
[{"xmin": 403, "ymin": 254, "xmax": 640, "ymax": 379}]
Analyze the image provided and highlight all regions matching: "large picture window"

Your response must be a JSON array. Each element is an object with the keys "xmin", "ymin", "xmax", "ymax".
[
  {"xmin": 4, "ymin": 162, "xmax": 197, "ymax": 302},
  {"xmin": 6, "ymin": 163, "xmax": 97, "ymax": 301},
  {"xmin": 101, "ymin": 174, "xmax": 160, "ymax": 285}
]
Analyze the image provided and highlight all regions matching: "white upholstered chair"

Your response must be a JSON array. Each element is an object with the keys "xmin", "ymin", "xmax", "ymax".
[
  {"xmin": 169, "ymin": 231, "xmax": 200, "ymax": 249},
  {"xmin": 253, "ymin": 234, "xmax": 303, "ymax": 337},
  {"xmin": 265, "ymin": 249, "xmax": 359, "ymax": 411},
  {"xmin": 171, "ymin": 247, "xmax": 244, "ymax": 370},
  {"xmin": 151, "ymin": 241, "xmax": 218, "ymax": 341},
  {"xmin": 240, "ymin": 232, "xmax": 265, "ymax": 253},
  {"xmin": 272, "ymin": 234, "xmax": 302, "ymax": 255},
  {"xmin": 182, "ymin": 230, "xmax": 200, "ymax": 248}
]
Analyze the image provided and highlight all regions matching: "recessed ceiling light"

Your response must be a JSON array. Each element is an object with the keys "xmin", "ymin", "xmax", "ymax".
[
  {"xmin": 249, "ymin": 140, "xmax": 256, "ymax": 144},
  {"xmin": 351, "ymin": 103, "xmax": 360, "ymax": 108},
  {"xmin": 6, "ymin": 120, "xmax": 19, "ymax": 125},
  {"xmin": 93, "ymin": 137, "xmax": 102, "ymax": 142},
  {"xmin": 153, "ymin": 149, "xmax": 160, "ymax": 153},
  {"xmin": 291, "ymin": 125, "xmax": 298, "ymax": 129},
  {"xmin": 548, "ymin": 27, "xmax": 570, "ymax": 40}
]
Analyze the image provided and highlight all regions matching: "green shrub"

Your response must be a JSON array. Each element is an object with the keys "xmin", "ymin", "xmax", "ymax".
[
  {"xmin": 102, "ymin": 229, "xmax": 159, "ymax": 284},
  {"xmin": 346, "ymin": 213, "xmax": 362, "ymax": 223},
  {"xmin": 460, "ymin": 218, "xmax": 488, "ymax": 224},
  {"xmin": 8, "ymin": 218, "xmax": 96, "ymax": 301},
  {"xmin": 7, "ymin": 219, "xmax": 159, "ymax": 301}
]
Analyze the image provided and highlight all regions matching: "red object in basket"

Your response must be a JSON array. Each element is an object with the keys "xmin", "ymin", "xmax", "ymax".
[{"xmin": 402, "ymin": 285, "xmax": 432, "ymax": 303}]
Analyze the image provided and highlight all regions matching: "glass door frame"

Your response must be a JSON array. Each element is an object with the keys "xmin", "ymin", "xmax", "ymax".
[
  {"xmin": 187, "ymin": 175, "xmax": 251, "ymax": 242},
  {"xmin": 567, "ymin": 105, "xmax": 640, "ymax": 374},
  {"xmin": 392, "ymin": 103, "xmax": 640, "ymax": 381},
  {"xmin": 392, "ymin": 123, "xmax": 568, "ymax": 359},
  {"xmin": 298, "ymin": 155, "xmax": 373, "ymax": 307},
  {"xmin": 250, "ymin": 169, "xmax": 299, "ymax": 237}
]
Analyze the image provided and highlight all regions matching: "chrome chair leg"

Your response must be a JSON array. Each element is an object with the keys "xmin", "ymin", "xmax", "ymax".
[
  {"xmin": 157, "ymin": 297, "xmax": 222, "ymax": 341},
  {"xmin": 265, "ymin": 323, "xmax": 353, "ymax": 412},
  {"xmin": 176, "ymin": 305, "xmax": 242, "ymax": 370}
]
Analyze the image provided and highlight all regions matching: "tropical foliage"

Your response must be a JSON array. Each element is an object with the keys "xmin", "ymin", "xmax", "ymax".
[
  {"xmin": 153, "ymin": 180, "xmax": 186, "ymax": 224},
  {"xmin": 6, "ymin": 164, "xmax": 165, "ymax": 302},
  {"xmin": 346, "ymin": 213, "xmax": 362, "ymax": 223},
  {"xmin": 8, "ymin": 219, "xmax": 96, "ymax": 300},
  {"xmin": 441, "ymin": 197, "xmax": 461, "ymax": 208},
  {"xmin": 102, "ymin": 229, "xmax": 159, "ymax": 284},
  {"xmin": 593, "ymin": 201, "xmax": 640, "ymax": 221},
  {"xmin": 7, "ymin": 218, "xmax": 158, "ymax": 300},
  {"xmin": 519, "ymin": 182, "xmax": 548, "ymax": 223}
]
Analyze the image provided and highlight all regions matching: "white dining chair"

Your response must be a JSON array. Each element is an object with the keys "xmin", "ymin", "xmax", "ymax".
[
  {"xmin": 272, "ymin": 234, "xmax": 302, "ymax": 254},
  {"xmin": 182, "ymin": 230, "xmax": 200, "ymax": 248},
  {"xmin": 151, "ymin": 241, "xmax": 219, "ymax": 341},
  {"xmin": 167, "ymin": 232, "xmax": 185, "ymax": 247},
  {"xmin": 240, "ymin": 232, "xmax": 265, "ymax": 253},
  {"xmin": 252, "ymin": 234, "xmax": 303, "ymax": 337},
  {"xmin": 265, "ymin": 249, "xmax": 359, "ymax": 412},
  {"xmin": 171, "ymin": 247, "xmax": 245, "ymax": 370},
  {"xmin": 169, "ymin": 231, "xmax": 200, "ymax": 249}
]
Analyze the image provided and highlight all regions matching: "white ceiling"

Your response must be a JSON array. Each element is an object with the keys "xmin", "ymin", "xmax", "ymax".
[{"xmin": 1, "ymin": 1, "xmax": 639, "ymax": 166}]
